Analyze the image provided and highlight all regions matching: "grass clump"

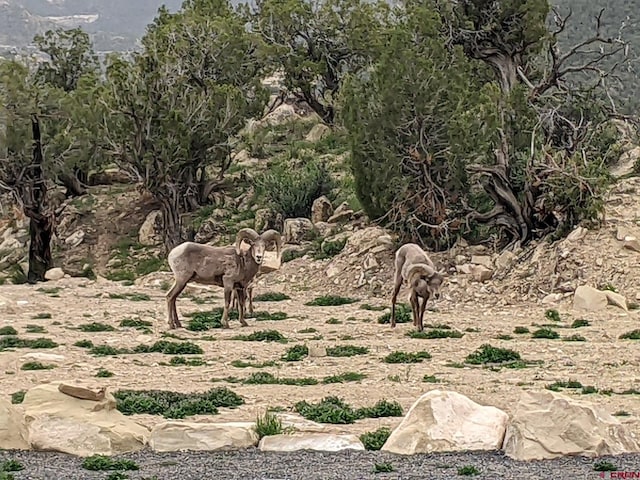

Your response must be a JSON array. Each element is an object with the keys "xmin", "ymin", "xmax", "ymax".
[
  {"xmin": 458, "ymin": 465, "xmax": 480, "ymax": 476},
  {"xmin": 0, "ymin": 326, "xmax": 18, "ymax": 335},
  {"xmin": 253, "ymin": 292, "xmax": 290, "ymax": 302},
  {"xmin": 0, "ymin": 336, "xmax": 59, "ymax": 351},
  {"xmin": 11, "ymin": 390, "xmax": 26, "ymax": 404},
  {"xmin": 114, "ymin": 387, "xmax": 244, "ymax": 418},
  {"xmin": 305, "ymin": 295, "xmax": 357, "ymax": 306},
  {"xmin": 407, "ymin": 329, "xmax": 463, "ymax": 339},
  {"xmin": 322, "ymin": 372, "xmax": 366, "ymax": 384},
  {"xmin": 423, "ymin": 374, "xmax": 441, "ymax": 383},
  {"xmin": 133, "ymin": 340, "xmax": 203, "ymax": 355},
  {"xmin": 377, "ymin": 304, "xmax": 411, "ymax": 324},
  {"xmin": 360, "ymin": 427, "xmax": 391, "ymax": 450},
  {"xmin": 108, "ymin": 292, "xmax": 150, "ymax": 301},
  {"xmin": 544, "ymin": 309, "xmax": 561, "ymax": 322},
  {"xmin": 242, "ymin": 372, "xmax": 318, "ymax": 386},
  {"xmin": 294, "ymin": 396, "xmax": 403, "ymax": 424},
  {"xmin": 465, "ymin": 344, "xmax": 521, "ymax": 365},
  {"xmin": 96, "ymin": 368, "xmax": 114, "ymax": 378},
  {"xmin": 81, "ymin": 455, "xmax": 139, "ymax": 471},
  {"xmin": 593, "ymin": 460, "xmax": 617, "ymax": 472},
  {"xmin": 532, "ymin": 327, "xmax": 560, "ymax": 339},
  {"xmin": 619, "ymin": 329, "xmax": 640, "ymax": 340},
  {"xmin": 78, "ymin": 322, "xmax": 116, "ymax": 332},
  {"xmin": 281, "ymin": 344, "xmax": 309, "ymax": 361},
  {"xmin": 383, "ymin": 350, "xmax": 431, "ymax": 363},
  {"xmin": 25, "ymin": 324, "xmax": 46, "ymax": 333},
  {"xmin": 32, "ymin": 312, "xmax": 52, "ymax": 319},
  {"xmin": 373, "ymin": 462, "xmax": 394, "ymax": 473},
  {"xmin": 120, "ymin": 318, "xmax": 153, "ymax": 331},
  {"xmin": 231, "ymin": 359, "xmax": 277, "ymax": 368},
  {"xmin": 90, "ymin": 345, "xmax": 131, "ymax": 356},
  {"xmin": 326, "ymin": 317, "xmax": 342, "ymax": 325},
  {"xmin": 360, "ymin": 303, "xmax": 386, "ymax": 311},
  {"xmin": 254, "ymin": 410, "xmax": 283, "ymax": 439},
  {"xmin": 326, "ymin": 345, "xmax": 369, "ymax": 357},
  {"xmin": 1, "ymin": 459, "xmax": 24, "ymax": 472},
  {"xmin": 563, "ymin": 334, "xmax": 586, "ymax": 342},
  {"xmin": 74, "ymin": 339, "xmax": 94, "ymax": 348},
  {"xmin": 231, "ymin": 330, "xmax": 287, "ymax": 342},
  {"xmin": 571, "ymin": 319, "xmax": 590, "ymax": 328},
  {"xmin": 513, "ymin": 326, "xmax": 530, "ymax": 334},
  {"xmin": 21, "ymin": 361, "xmax": 54, "ymax": 370},
  {"xmin": 167, "ymin": 356, "xmax": 206, "ymax": 367},
  {"xmin": 546, "ymin": 380, "xmax": 583, "ymax": 391},
  {"xmin": 252, "ymin": 311, "xmax": 288, "ymax": 321}
]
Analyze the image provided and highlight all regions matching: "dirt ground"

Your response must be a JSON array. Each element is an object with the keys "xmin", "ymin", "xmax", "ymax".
[{"xmin": 1, "ymin": 267, "xmax": 638, "ymax": 439}]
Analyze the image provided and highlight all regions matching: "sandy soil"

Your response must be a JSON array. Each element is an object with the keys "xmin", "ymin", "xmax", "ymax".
[{"xmin": 1, "ymin": 272, "xmax": 638, "ymax": 438}]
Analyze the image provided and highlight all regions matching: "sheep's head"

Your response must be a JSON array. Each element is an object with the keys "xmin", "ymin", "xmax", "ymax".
[
  {"xmin": 406, "ymin": 263, "xmax": 446, "ymax": 300},
  {"xmin": 235, "ymin": 228, "xmax": 283, "ymax": 265}
]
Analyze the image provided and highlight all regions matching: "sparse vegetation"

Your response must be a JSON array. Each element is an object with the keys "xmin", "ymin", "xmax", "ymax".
[
  {"xmin": 563, "ymin": 334, "xmax": 586, "ymax": 342},
  {"xmin": 254, "ymin": 410, "xmax": 283, "ymax": 439},
  {"xmin": 513, "ymin": 326, "xmax": 530, "ymax": 334},
  {"xmin": 108, "ymin": 292, "xmax": 151, "ymax": 301},
  {"xmin": 294, "ymin": 396, "xmax": 403, "ymax": 424},
  {"xmin": 423, "ymin": 375, "xmax": 441, "ymax": 383},
  {"xmin": 78, "ymin": 322, "xmax": 116, "ymax": 332},
  {"xmin": 305, "ymin": 295, "xmax": 357, "ymax": 306},
  {"xmin": 11, "ymin": 390, "xmax": 26, "ymax": 404},
  {"xmin": 74, "ymin": 339, "xmax": 94, "ymax": 348},
  {"xmin": 96, "ymin": 368, "xmax": 114, "ymax": 377},
  {"xmin": 383, "ymin": 350, "xmax": 431, "ymax": 363},
  {"xmin": 281, "ymin": 344, "xmax": 309, "ymax": 362},
  {"xmin": 593, "ymin": 460, "xmax": 617, "ymax": 472},
  {"xmin": 326, "ymin": 345, "xmax": 369, "ymax": 357},
  {"xmin": 114, "ymin": 387, "xmax": 244, "ymax": 418},
  {"xmin": 31, "ymin": 313, "xmax": 52, "ymax": 319},
  {"xmin": 231, "ymin": 359, "xmax": 277, "ymax": 368},
  {"xmin": 531, "ymin": 328, "xmax": 560, "ymax": 339},
  {"xmin": 407, "ymin": 329, "xmax": 464, "ymax": 339},
  {"xmin": 0, "ymin": 326, "xmax": 18, "ymax": 336},
  {"xmin": 360, "ymin": 427, "xmax": 391, "ymax": 450},
  {"xmin": 373, "ymin": 462, "xmax": 394, "ymax": 473},
  {"xmin": 571, "ymin": 319, "xmax": 590, "ymax": 328},
  {"xmin": 166, "ymin": 356, "xmax": 206, "ymax": 367},
  {"xmin": 465, "ymin": 344, "xmax": 521, "ymax": 365},
  {"xmin": 619, "ymin": 329, "xmax": 640, "ymax": 340},
  {"xmin": 253, "ymin": 292, "xmax": 290, "ymax": 302},
  {"xmin": 377, "ymin": 304, "xmax": 411, "ymax": 324},
  {"xmin": 458, "ymin": 465, "xmax": 480, "ymax": 476},
  {"xmin": 544, "ymin": 309, "xmax": 561, "ymax": 322},
  {"xmin": 25, "ymin": 324, "xmax": 46, "ymax": 333},
  {"xmin": 81, "ymin": 455, "xmax": 139, "ymax": 471},
  {"xmin": 21, "ymin": 361, "xmax": 54, "ymax": 370},
  {"xmin": 323, "ymin": 372, "xmax": 366, "ymax": 384},
  {"xmin": 231, "ymin": 330, "xmax": 287, "ymax": 343},
  {"xmin": 0, "ymin": 336, "xmax": 59, "ymax": 351}
]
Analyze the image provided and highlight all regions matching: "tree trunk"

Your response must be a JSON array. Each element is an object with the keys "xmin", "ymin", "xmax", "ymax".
[
  {"xmin": 159, "ymin": 191, "xmax": 185, "ymax": 253},
  {"xmin": 24, "ymin": 114, "xmax": 54, "ymax": 283},
  {"xmin": 60, "ymin": 172, "xmax": 87, "ymax": 197},
  {"xmin": 26, "ymin": 214, "xmax": 53, "ymax": 283}
]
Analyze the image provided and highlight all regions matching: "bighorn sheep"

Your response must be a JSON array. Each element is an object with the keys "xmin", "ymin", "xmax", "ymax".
[
  {"xmin": 391, "ymin": 243, "xmax": 446, "ymax": 332},
  {"xmin": 166, "ymin": 228, "xmax": 282, "ymax": 329}
]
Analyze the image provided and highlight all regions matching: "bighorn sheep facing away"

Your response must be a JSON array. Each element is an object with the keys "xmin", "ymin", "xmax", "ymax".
[
  {"xmin": 166, "ymin": 228, "xmax": 282, "ymax": 329},
  {"xmin": 391, "ymin": 243, "xmax": 446, "ymax": 332}
]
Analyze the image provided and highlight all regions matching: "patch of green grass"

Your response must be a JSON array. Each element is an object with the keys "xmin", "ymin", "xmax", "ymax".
[
  {"xmin": 322, "ymin": 372, "xmax": 366, "ymax": 384},
  {"xmin": 0, "ymin": 336, "xmax": 59, "ymax": 351},
  {"xmin": 253, "ymin": 292, "xmax": 290, "ymax": 302},
  {"xmin": 619, "ymin": 329, "xmax": 640, "ymax": 340},
  {"xmin": 360, "ymin": 427, "xmax": 391, "ymax": 451},
  {"xmin": 25, "ymin": 324, "xmax": 47, "ymax": 333},
  {"xmin": 0, "ymin": 326, "xmax": 18, "ymax": 336},
  {"xmin": 133, "ymin": 340, "xmax": 203, "ymax": 355},
  {"xmin": 21, "ymin": 361, "xmax": 54, "ymax": 371},
  {"xmin": 252, "ymin": 311, "xmax": 288, "ymax": 321},
  {"xmin": 326, "ymin": 317, "xmax": 342, "ymax": 325},
  {"xmin": 81, "ymin": 455, "xmax": 139, "ymax": 471},
  {"xmin": 465, "ymin": 344, "xmax": 521, "ymax": 365},
  {"xmin": 31, "ymin": 313, "xmax": 52, "ymax": 319},
  {"xmin": 281, "ymin": 344, "xmax": 309, "ymax": 361},
  {"xmin": 571, "ymin": 319, "xmax": 590, "ymax": 328},
  {"xmin": 326, "ymin": 345, "xmax": 369, "ymax": 357},
  {"xmin": 458, "ymin": 465, "xmax": 480, "ymax": 476},
  {"xmin": 96, "ymin": 368, "xmax": 114, "ymax": 378},
  {"xmin": 1, "ymin": 459, "xmax": 23, "ymax": 472},
  {"xmin": 231, "ymin": 330, "xmax": 287, "ymax": 343},
  {"xmin": 593, "ymin": 460, "xmax": 616, "ymax": 472},
  {"xmin": 373, "ymin": 462, "xmax": 394, "ymax": 473},
  {"xmin": 90, "ymin": 345, "xmax": 131, "ymax": 356},
  {"xmin": 36, "ymin": 286, "xmax": 60, "ymax": 295},
  {"xmin": 383, "ymin": 350, "xmax": 431, "ymax": 363},
  {"xmin": 231, "ymin": 359, "xmax": 278, "ymax": 368},
  {"xmin": 113, "ymin": 387, "xmax": 244, "ymax": 418},
  {"xmin": 254, "ymin": 410, "xmax": 283, "ymax": 439},
  {"xmin": 377, "ymin": 303, "xmax": 411, "ymax": 324},
  {"xmin": 240, "ymin": 371, "xmax": 318, "ymax": 386},
  {"xmin": 298, "ymin": 327, "xmax": 317, "ymax": 333},
  {"xmin": 108, "ymin": 292, "xmax": 151, "ymax": 301},
  {"xmin": 360, "ymin": 304, "xmax": 386, "ymax": 311},
  {"xmin": 546, "ymin": 380, "xmax": 583, "ymax": 391},
  {"xmin": 407, "ymin": 329, "xmax": 463, "ymax": 339},
  {"xmin": 119, "ymin": 318, "xmax": 153, "ymax": 332},
  {"xmin": 563, "ymin": 334, "xmax": 586, "ymax": 342},
  {"xmin": 544, "ymin": 309, "xmax": 561, "ymax": 322},
  {"xmin": 613, "ymin": 410, "xmax": 630, "ymax": 416},
  {"xmin": 294, "ymin": 396, "xmax": 403, "ymax": 424},
  {"xmin": 513, "ymin": 326, "xmax": 530, "ymax": 334},
  {"xmin": 166, "ymin": 356, "xmax": 206, "ymax": 367},
  {"xmin": 305, "ymin": 295, "xmax": 357, "ymax": 306},
  {"xmin": 495, "ymin": 334, "xmax": 513, "ymax": 340},
  {"xmin": 11, "ymin": 390, "xmax": 26, "ymax": 404},
  {"xmin": 78, "ymin": 322, "xmax": 116, "ymax": 332},
  {"xmin": 185, "ymin": 308, "xmax": 234, "ymax": 331},
  {"xmin": 532, "ymin": 327, "xmax": 560, "ymax": 339},
  {"xmin": 423, "ymin": 374, "xmax": 441, "ymax": 383},
  {"xmin": 74, "ymin": 339, "xmax": 94, "ymax": 348}
]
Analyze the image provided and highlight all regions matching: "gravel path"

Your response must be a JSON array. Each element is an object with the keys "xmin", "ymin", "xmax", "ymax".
[{"xmin": 2, "ymin": 449, "xmax": 639, "ymax": 480}]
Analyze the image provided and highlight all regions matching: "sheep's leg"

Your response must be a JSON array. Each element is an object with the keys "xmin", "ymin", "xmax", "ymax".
[
  {"xmin": 409, "ymin": 290, "xmax": 420, "ymax": 331},
  {"xmin": 237, "ymin": 288, "xmax": 249, "ymax": 327},
  {"xmin": 417, "ymin": 294, "xmax": 428, "ymax": 332},
  {"xmin": 166, "ymin": 277, "xmax": 189, "ymax": 329},
  {"xmin": 390, "ymin": 272, "xmax": 403, "ymax": 329},
  {"xmin": 247, "ymin": 285, "xmax": 254, "ymax": 316},
  {"xmin": 221, "ymin": 287, "xmax": 233, "ymax": 328}
]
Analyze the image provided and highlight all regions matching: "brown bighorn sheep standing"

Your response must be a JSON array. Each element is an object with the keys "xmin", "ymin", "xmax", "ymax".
[
  {"xmin": 165, "ymin": 228, "xmax": 282, "ymax": 329},
  {"xmin": 391, "ymin": 243, "xmax": 446, "ymax": 332}
]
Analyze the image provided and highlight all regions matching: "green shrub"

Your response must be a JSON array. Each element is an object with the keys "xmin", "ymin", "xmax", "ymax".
[
  {"xmin": 96, "ymin": 368, "xmax": 114, "ymax": 377},
  {"xmin": 294, "ymin": 396, "xmax": 402, "ymax": 424},
  {"xmin": 619, "ymin": 329, "xmax": 640, "ymax": 340},
  {"xmin": 407, "ymin": 329, "xmax": 463, "ymax": 339},
  {"xmin": 253, "ymin": 292, "xmax": 290, "ymax": 302},
  {"xmin": 0, "ymin": 326, "xmax": 18, "ymax": 336},
  {"xmin": 322, "ymin": 372, "xmax": 366, "ymax": 384},
  {"xmin": 383, "ymin": 350, "xmax": 431, "ymax": 363},
  {"xmin": 326, "ymin": 345, "xmax": 369, "ymax": 357},
  {"xmin": 571, "ymin": 319, "xmax": 590, "ymax": 328},
  {"xmin": 281, "ymin": 344, "xmax": 309, "ymax": 361},
  {"xmin": 231, "ymin": 330, "xmax": 287, "ymax": 342},
  {"xmin": 0, "ymin": 336, "xmax": 58, "ymax": 351},
  {"xmin": 377, "ymin": 304, "xmax": 411, "ymax": 324},
  {"xmin": 360, "ymin": 427, "xmax": 391, "ymax": 450},
  {"xmin": 532, "ymin": 328, "xmax": 560, "ymax": 339},
  {"xmin": 254, "ymin": 410, "xmax": 283, "ymax": 439},
  {"xmin": 252, "ymin": 158, "xmax": 336, "ymax": 218},
  {"xmin": 544, "ymin": 309, "xmax": 561, "ymax": 322},
  {"xmin": 78, "ymin": 322, "xmax": 116, "ymax": 332},
  {"xmin": 465, "ymin": 344, "xmax": 521, "ymax": 365},
  {"xmin": 133, "ymin": 340, "xmax": 203, "ymax": 355},
  {"xmin": 81, "ymin": 455, "xmax": 138, "ymax": 471},
  {"xmin": 306, "ymin": 295, "xmax": 357, "ymax": 306},
  {"xmin": 513, "ymin": 326, "xmax": 530, "ymax": 334},
  {"xmin": 21, "ymin": 361, "xmax": 54, "ymax": 370},
  {"xmin": 114, "ymin": 387, "xmax": 243, "ymax": 418}
]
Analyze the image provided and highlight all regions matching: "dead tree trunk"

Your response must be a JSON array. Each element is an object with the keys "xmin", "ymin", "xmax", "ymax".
[
  {"xmin": 24, "ymin": 115, "xmax": 54, "ymax": 283},
  {"xmin": 158, "ymin": 187, "xmax": 186, "ymax": 253}
]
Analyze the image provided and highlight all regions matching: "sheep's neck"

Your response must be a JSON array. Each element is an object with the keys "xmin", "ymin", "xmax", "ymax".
[{"xmin": 235, "ymin": 252, "xmax": 259, "ymax": 283}]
